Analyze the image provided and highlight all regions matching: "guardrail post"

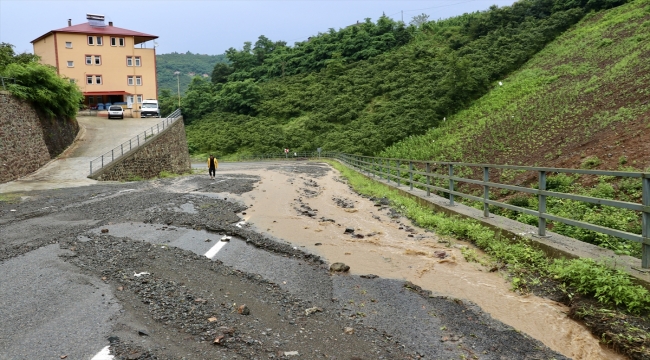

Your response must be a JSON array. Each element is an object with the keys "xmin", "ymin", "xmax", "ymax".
[
  {"xmin": 137, "ymin": 135, "xmax": 140, "ymax": 146},
  {"xmin": 129, "ymin": 139, "xmax": 132, "ymax": 151},
  {"xmin": 101, "ymin": 155, "xmax": 104, "ymax": 168},
  {"xmin": 448, "ymin": 164, "xmax": 454, "ymax": 206},
  {"xmin": 426, "ymin": 162, "xmax": 431, "ymax": 197},
  {"xmin": 642, "ymin": 175, "xmax": 650, "ymax": 268},
  {"xmin": 157, "ymin": 124, "xmax": 160, "ymax": 133},
  {"xmin": 483, "ymin": 167, "xmax": 490, "ymax": 217},
  {"xmin": 90, "ymin": 162, "xmax": 92, "ymax": 175},
  {"xmin": 409, "ymin": 161, "xmax": 413, "ymax": 190},
  {"xmin": 538, "ymin": 171, "xmax": 547, "ymax": 237},
  {"xmin": 121, "ymin": 144, "xmax": 123, "ymax": 156},
  {"xmin": 111, "ymin": 149, "xmax": 114, "ymax": 162},
  {"xmin": 397, "ymin": 160, "xmax": 401, "ymax": 187}
]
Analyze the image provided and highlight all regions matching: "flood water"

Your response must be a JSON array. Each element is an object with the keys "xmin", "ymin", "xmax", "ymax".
[{"xmin": 214, "ymin": 162, "xmax": 624, "ymax": 360}]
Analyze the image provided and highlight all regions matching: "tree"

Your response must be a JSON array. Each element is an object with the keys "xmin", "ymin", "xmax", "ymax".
[
  {"xmin": 211, "ymin": 63, "xmax": 234, "ymax": 84},
  {"xmin": 410, "ymin": 13, "xmax": 430, "ymax": 27}
]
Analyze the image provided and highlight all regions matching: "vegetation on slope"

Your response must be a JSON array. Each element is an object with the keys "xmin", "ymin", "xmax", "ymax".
[
  {"xmin": 381, "ymin": 0, "xmax": 650, "ymax": 166},
  {"xmin": 184, "ymin": 0, "xmax": 627, "ymax": 157},
  {"xmin": 379, "ymin": 0, "xmax": 650, "ymax": 257},
  {"xmin": 0, "ymin": 42, "xmax": 82, "ymax": 119},
  {"xmin": 156, "ymin": 52, "xmax": 227, "ymax": 96}
]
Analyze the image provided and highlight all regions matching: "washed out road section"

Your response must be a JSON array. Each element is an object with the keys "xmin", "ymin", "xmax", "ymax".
[{"xmin": 0, "ymin": 165, "xmax": 599, "ymax": 359}]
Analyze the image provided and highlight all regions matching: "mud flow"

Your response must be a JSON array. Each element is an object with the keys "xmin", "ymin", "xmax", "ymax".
[{"xmin": 217, "ymin": 162, "xmax": 623, "ymax": 360}]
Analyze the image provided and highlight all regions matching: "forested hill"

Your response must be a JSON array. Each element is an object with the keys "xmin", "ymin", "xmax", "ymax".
[
  {"xmin": 381, "ymin": 0, "xmax": 650, "ymax": 171},
  {"xmin": 156, "ymin": 52, "xmax": 227, "ymax": 96},
  {"xmin": 183, "ymin": 0, "xmax": 628, "ymax": 157}
]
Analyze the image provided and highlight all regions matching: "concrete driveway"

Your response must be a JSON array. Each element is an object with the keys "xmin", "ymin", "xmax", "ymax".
[{"xmin": 0, "ymin": 115, "xmax": 162, "ymax": 193}]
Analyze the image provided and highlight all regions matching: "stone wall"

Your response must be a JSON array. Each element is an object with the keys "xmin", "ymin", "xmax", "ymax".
[
  {"xmin": 0, "ymin": 92, "xmax": 79, "ymax": 183},
  {"xmin": 89, "ymin": 117, "xmax": 191, "ymax": 181}
]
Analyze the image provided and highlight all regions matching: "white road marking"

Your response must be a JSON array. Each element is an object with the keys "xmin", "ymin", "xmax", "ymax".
[
  {"xmin": 91, "ymin": 346, "xmax": 114, "ymax": 360},
  {"xmin": 235, "ymin": 221, "xmax": 246, "ymax": 228},
  {"xmin": 133, "ymin": 272, "xmax": 150, "ymax": 277},
  {"xmin": 205, "ymin": 240, "xmax": 228, "ymax": 259}
]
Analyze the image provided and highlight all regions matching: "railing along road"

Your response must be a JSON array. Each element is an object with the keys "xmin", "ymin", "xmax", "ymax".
[
  {"xmin": 230, "ymin": 152, "xmax": 650, "ymax": 268},
  {"xmin": 89, "ymin": 109, "xmax": 181, "ymax": 175}
]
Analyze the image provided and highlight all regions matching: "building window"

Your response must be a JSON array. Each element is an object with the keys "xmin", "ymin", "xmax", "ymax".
[
  {"xmin": 95, "ymin": 75, "xmax": 102, "ymax": 85},
  {"xmin": 127, "ymin": 76, "xmax": 134, "ymax": 85},
  {"xmin": 135, "ymin": 76, "xmax": 142, "ymax": 86},
  {"xmin": 87, "ymin": 76, "xmax": 93, "ymax": 84},
  {"xmin": 119, "ymin": 38, "xmax": 125, "ymax": 46},
  {"xmin": 65, "ymin": 42, "xmax": 72, "ymax": 48},
  {"xmin": 86, "ymin": 55, "xmax": 92, "ymax": 65},
  {"xmin": 110, "ymin": 37, "xmax": 116, "ymax": 46},
  {"xmin": 67, "ymin": 61, "xmax": 74, "ymax": 67},
  {"xmin": 135, "ymin": 57, "xmax": 141, "ymax": 66},
  {"xmin": 87, "ymin": 36, "xmax": 94, "ymax": 45},
  {"xmin": 94, "ymin": 55, "xmax": 101, "ymax": 65},
  {"xmin": 96, "ymin": 36, "xmax": 103, "ymax": 46},
  {"xmin": 137, "ymin": 95, "xmax": 142, "ymax": 103},
  {"xmin": 126, "ymin": 56, "xmax": 133, "ymax": 66}
]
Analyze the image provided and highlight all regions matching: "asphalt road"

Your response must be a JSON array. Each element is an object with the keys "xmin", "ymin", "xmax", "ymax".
[
  {"xmin": 0, "ymin": 163, "xmax": 575, "ymax": 359},
  {"xmin": 0, "ymin": 115, "xmax": 161, "ymax": 193}
]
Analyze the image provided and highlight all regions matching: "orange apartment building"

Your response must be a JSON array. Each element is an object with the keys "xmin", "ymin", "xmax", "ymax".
[{"xmin": 31, "ymin": 14, "xmax": 158, "ymax": 114}]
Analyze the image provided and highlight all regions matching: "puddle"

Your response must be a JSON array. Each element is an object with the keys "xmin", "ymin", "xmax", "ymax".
[
  {"xmin": 216, "ymin": 165, "xmax": 623, "ymax": 360},
  {"xmin": 175, "ymin": 203, "xmax": 197, "ymax": 214},
  {"xmin": 89, "ymin": 223, "xmax": 234, "ymax": 257}
]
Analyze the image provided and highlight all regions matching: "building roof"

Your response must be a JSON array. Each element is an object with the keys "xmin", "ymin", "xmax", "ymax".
[{"xmin": 31, "ymin": 22, "xmax": 158, "ymax": 44}]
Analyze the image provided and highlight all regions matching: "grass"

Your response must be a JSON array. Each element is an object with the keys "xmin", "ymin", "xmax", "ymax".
[{"xmin": 0, "ymin": 193, "xmax": 22, "ymax": 204}]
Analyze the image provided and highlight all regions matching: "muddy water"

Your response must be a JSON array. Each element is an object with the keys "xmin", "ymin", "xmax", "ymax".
[{"xmin": 217, "ymin": 164, "xmax": 623, "ymax": 360}]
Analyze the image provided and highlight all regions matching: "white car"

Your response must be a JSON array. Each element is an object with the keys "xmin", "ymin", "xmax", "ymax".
[{"xmin": 108, "ymin": 105, "xmax": 124, "ymax": 119}]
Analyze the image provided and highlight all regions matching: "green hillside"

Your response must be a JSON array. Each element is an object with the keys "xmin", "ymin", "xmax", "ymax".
[
  {"xmin": 185, "ymin": 0, "xmax": 628, "ymax": 156},
  {"xmin": 156, "ymin": 52, "xmax": 227, "ymax": 95},
  {"xmin": 381, "ymin": 0, "xmax": 650, "ymax": 168}
]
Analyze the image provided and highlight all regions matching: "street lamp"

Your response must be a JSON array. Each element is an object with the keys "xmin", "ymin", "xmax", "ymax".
[{"xmin": 173, "ymin": 71, "xmax": 181, "ymax": 108}]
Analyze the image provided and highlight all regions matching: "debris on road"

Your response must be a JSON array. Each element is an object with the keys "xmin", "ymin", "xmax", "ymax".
[
  {"xmin": 238, "ymin": 304, "xmax": 250, "ymax": 315},
  {"xmin": 344, "ymin": 327, "xmax": 354, "ymax": 335},
  {"xmin": 305, "ymin": 307, "xmax": 323, "ymax": 316},
  {"xmin": 133, "ymin": 272, "xmax": 150, "ymax": 277},
  {"xmin": 330, "ymin": 262, "xmax": 350, "ymax": 272}
]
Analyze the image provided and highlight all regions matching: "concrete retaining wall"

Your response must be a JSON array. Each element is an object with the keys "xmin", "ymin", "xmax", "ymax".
[
  {"xmin": 0, "ymin": 91, "xmax": 78, "ymax": 184},
  {"xmin": 89, "ymin": 117, "xmax": 191, "ymax": 181}
]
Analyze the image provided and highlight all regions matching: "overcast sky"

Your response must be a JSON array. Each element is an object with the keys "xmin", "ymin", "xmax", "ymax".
[{"xmin": 1, "ymin": 0, "xmax": 517, "ymax": 55}]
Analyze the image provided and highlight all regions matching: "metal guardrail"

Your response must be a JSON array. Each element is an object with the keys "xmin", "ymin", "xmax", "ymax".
[
  {"xmin": 0, "ymin": 77, "xmax": 17, "ymax": 90},
  {"xmin": 89, "ymin": 109, "xmax": 181, "ymax": 175},
  {"xmin": 231, "ymin": 151, "xmax": 334, "ymax": 162},
  {"xmin": 228, "ymin": 152, "xmax": 650, "ymax": 268}
]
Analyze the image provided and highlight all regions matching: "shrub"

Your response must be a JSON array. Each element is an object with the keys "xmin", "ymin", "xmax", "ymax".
[
  {"xmin": 3, "ymin": 62, "xmax": 83, "ymax": 119},
  {"xmin": 581, "ymin": 156, "xmax": 602, "ymax": 169}
]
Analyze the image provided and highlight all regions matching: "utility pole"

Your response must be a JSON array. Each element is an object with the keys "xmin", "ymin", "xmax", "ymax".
[{"xmin": 174, "ymin": 71, "xmax": 181, "ymax": 107}]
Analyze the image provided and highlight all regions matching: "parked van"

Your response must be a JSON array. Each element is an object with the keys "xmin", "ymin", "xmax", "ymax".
[{"xmin": 140, "ymin": 99, "xmax": 160, "ymax": 117}]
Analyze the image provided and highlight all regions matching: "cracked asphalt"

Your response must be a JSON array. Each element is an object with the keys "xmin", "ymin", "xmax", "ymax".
[{"xmin": 0, "ymin": 163, "xmax": 567, "ymax": 359}]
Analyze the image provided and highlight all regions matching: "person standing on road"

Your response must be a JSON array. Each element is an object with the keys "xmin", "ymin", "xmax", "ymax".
[{"xmin": 207, "ymin": 155, "xmax": 218, "ymax": 179}]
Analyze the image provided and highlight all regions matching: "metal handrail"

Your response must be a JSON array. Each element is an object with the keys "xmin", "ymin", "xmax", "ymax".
[
  {"xmin": 336, "ymin": 153, "xmax": 650, "ymax": 268},
  {"xmin": 227, "ymin": 152, "xmax": 650, "ymax": 268},
  {"xmin": 0, "ymin": 77, "xmax": 17, "ymax": 90},
  {"xmin": 89, "ymin": 109, "xmax": 181, "ymax": 175}
]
